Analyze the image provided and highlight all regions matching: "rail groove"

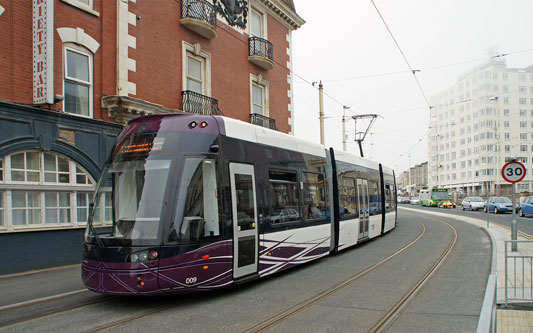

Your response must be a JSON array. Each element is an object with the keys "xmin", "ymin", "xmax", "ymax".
[
  {"xmin": 369, "ymin": 218, "xmax": 458, "ymax": 332},
  {"xmin": 243, "ymin": 220, "xmax": 427, "ymax": 333}
]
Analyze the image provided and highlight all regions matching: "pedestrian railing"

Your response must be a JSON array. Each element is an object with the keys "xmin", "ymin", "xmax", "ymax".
[{"xmin": 505, "ymin": 240, "xmax": 533, "ymax": 305}]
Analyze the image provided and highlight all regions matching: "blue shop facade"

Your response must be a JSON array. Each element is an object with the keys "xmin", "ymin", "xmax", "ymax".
[{"xmin": 0, "ymin": 101, "xmax": 122, "ymax": 275}]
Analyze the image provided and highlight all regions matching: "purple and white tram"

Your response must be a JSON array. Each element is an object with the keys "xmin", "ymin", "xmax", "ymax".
[{"xmin": 82, "ymin": 113, "xmax": 397, "ymax": 295}]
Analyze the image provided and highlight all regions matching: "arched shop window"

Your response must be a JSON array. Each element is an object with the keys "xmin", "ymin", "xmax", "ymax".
[{"xmin": 0, "ymin": 151, "xmax": 95, "ymax": 232}]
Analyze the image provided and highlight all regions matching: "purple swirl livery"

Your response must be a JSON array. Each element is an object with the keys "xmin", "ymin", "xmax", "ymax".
[{"xmin": 83, "ymin": 241, "xmax": 233, "ymax": 295}]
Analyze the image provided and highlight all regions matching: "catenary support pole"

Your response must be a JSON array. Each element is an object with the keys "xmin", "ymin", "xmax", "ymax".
[{"xmin": 319, "ymin": 81, "xmax": 324, "ymax": 146}]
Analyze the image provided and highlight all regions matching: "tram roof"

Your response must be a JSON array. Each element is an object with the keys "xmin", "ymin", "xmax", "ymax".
[
  {"xmin": 127, "ymin": 114, "xmax": 391, "ymax": 172},
  {"xmin": 333, "ymin": 149, "xmax": 381, "ymax": 171},
  {"xmin": 219, "ymin": 116, "xmax": 326, "ymax": 158}
]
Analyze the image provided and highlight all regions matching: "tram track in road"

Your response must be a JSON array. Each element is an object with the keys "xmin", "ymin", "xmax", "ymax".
[
  {"xmin": 242, "ymin": 219, "xmax": 428, "ymax": 333},
  {"xmin": 0, "ymin": 292, "xmax": 117, "ymax": 329},
  {"xmin": 0, "ymin": 215, "xmax": 462, "ymax": 332},
  {"xmin": 243, "ymin": 215, "xmax": 458, "ymax": 333},
  {"xmin": 368, "ymin": 217, "xmax": 458, "ymax": 332}
]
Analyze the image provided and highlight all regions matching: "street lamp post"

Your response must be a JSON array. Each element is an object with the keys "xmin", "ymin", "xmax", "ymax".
[
  {"xmin": 408, "ymin": 154, "xmax": 412, "ymax": 198},
  {"xmin": 342, "ymin": 106, "xmax": 350, "ymax": 151},
  {"xmin": 491, "ymin": 96, "xmax": 501, "ymax": 196}
]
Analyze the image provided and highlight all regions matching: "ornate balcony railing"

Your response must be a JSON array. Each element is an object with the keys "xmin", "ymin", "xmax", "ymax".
[
  {"xmin": 180, "ymin": 0, "xmax": 218, "ymax": 39},
  {"xmin": 248, "ymin": 36, "xmax": 274, "ymax": 70},
  {"xmin": 181, "ymin": 90, "xmax": 223, "ymax": 115},
  {"xmin": 250, "ymin": 113, "xmax": 278, "ymax": 130}
]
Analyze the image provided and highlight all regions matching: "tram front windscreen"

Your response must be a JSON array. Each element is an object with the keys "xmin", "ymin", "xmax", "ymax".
[{"xmin": 85, "ymin": 132, "xmax": 171, "ymax": 246}]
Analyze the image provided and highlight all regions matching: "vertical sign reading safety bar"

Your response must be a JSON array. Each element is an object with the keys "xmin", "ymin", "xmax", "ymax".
[{"xmin": 33, "ymin": 0, "xmax": 54, "ymax": 104}]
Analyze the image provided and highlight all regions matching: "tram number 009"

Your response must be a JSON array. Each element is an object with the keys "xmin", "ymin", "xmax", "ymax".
[{"xmin": 185, "ymin": 277, "xmax": 197, "ymax": 284}]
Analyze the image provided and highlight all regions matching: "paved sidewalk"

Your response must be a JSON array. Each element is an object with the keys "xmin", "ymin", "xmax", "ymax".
[{"xmin": 400, "ymin": 207, "xmax": 533, "ymax": 332}]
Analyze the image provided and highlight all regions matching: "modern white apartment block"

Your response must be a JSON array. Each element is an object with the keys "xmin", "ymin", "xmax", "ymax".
[{"xmin": 429, "ymin": 58, "xmax": 533, "ymax": 196}]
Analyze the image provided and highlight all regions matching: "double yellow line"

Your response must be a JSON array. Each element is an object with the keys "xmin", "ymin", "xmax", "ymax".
[{"xmin": 494, "ymin": 222, "xmax": 533, "ymax": 240}]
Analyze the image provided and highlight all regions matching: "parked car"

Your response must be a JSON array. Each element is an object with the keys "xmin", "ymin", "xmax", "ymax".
[
  {"xmin": 398, "ymin": 197, "xmax": 410, "ymax": 204},
  {"xmin": 271, "ymin": 208, "xmax": 300, "ymax": 224},
  {"xmin": 484, "ymin": 197, "xmax": 513, "ymax": 213},
  {"xmin": 461, "ymin": 197, "xmax": 485, "ymax": 211},
  {"xmin": 440, "ymin": 200, "xmax": 456, "ymax": 209},
  {"xmin": 409, "ymin": 197, "xmax": 420, "ymax": 205},
  {"xmin": 519, "ymin": 196, "xmax": 533, "ymax": 217}
]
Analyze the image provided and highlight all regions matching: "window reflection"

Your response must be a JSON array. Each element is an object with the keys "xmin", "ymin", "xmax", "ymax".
[
  {"xmin": 303, "ymin": 172, "xmax": 326, "ymax": 221},
  {"xmin": 268, "ymin": 170, "xmax": 299, "ymax": 224},
  {"xmin": 339, "ymin": 176, "xmax": 357, "ymax": 218},
  {"xmin": 170, "ymin": 158, "xmax": 220, "ymax": 242}
]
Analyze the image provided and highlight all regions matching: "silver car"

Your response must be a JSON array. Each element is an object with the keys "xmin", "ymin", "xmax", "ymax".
[{"xmin": 461, "ymin": 197, "xmax": 485, "ymax": 211}]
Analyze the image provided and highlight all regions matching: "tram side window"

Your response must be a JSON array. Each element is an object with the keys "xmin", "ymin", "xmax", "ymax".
[
  {"xmin": 268, "ymin": 170, "xmax": 300, "ymax": 225},
  {"xmin": 170, "ymin": 158, "xmax": 220, "ymax": 242},
  {"xmin": 339, "ymin": 176, "xmax": 358, "ymax": 219},
  {"xmin": 385, "ymin": 184, "xmax": 393, "ymax": 212},
  {"xmin": 368, "ymin": 180, "xmax": 381, "ymax": 216},
  {"xmin": 303, "ymin": 172, "xmax": 326, "ymax": 221}
]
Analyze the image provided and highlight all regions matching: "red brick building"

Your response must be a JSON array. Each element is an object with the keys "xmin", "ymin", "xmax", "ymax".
[
  {"xmin": 0, "ymin": 0, "xmax": 304, "ymax": 274},
  {"xmin": 1, "ymin": 0, "xmax": 303, "ymax": 131}
]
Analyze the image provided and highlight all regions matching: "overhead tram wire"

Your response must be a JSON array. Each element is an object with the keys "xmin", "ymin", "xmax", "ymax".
[
  {"xmin": 370, "ymin": 0, "xmax": 431, "ymax": 109},
  {"xmin": 322, "ymin": 47, "xmax": 533, "ymax": 84}
]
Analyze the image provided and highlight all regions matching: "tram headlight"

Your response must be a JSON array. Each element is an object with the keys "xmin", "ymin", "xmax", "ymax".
[{"xmin": 128, "ymin": 249, "xmax": 159, "ymax": 263}]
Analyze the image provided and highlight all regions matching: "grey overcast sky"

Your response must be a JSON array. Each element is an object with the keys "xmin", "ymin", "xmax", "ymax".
[{"xmin": 291, "ymin": 0, "xmax": 533, "ymax": 175}]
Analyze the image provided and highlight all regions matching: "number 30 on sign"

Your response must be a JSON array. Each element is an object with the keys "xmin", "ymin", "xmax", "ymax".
[{"xmin": 501, "ymin": 161, "xmax": 527, "ymax": 183}]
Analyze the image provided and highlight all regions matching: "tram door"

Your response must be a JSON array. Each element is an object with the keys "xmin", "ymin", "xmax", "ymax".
[
  {"xmin": 357, "ymin": 179, "xmax": 369, "ymax": 239},
  {"xmin": 229, "ymin": 163, "xmax": 259, "ymax": 279}
]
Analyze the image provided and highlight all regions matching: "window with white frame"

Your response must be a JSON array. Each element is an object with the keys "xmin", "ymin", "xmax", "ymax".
[
  {"xmin": 0, "ymin": 191, "xmax": 4, "ymax": 228},
  {"xmin": 186, "ymin": 53, "xmax": 205, "ymax": 94},
  {"xmin": 76, "ymin": 0, "xmax": 92, "ymax": 6},
  {"xmin": 0, "ymin": 152, "xmax": 96, "ymax": 232},
  {"xmin": 64, "ymin": 46, "xmax": 92, "ymax": 117},
  {"xmin": 62, "ymin": 0, "xmax": 94, "ymax": 9},
  {"xmin": 250, "ymin": 8, "xmax": 264, "ymax": 38},
  {"xmin": 182, "ymin": 42, "xmax": 211, "ymax": 98},
  {"xmin": 10, "ymin": 152, "xmax": 40, "ymax": 182},
  {"xmin": 252, "ymin": 83, "xmax": 265, "ymax": 115}
]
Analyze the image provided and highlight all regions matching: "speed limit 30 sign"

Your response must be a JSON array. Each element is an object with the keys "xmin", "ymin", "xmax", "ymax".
[{"xmin": 502, "ymin": 161, "xmax": 527, "ymax": 183}]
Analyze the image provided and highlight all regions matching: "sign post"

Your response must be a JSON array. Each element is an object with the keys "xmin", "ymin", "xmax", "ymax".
[{"xmin": 501, "ymin": 160, "xmax": 527, "ymax": 252}]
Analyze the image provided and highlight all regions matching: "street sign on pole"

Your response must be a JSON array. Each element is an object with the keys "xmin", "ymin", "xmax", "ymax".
[
  {"xmin": 501, "ymin": 160, "xmax": 526, "ymax": 252},
  {"xmin": 501, "ymin": 161, "xmax": 526, "ymax": 183}
]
